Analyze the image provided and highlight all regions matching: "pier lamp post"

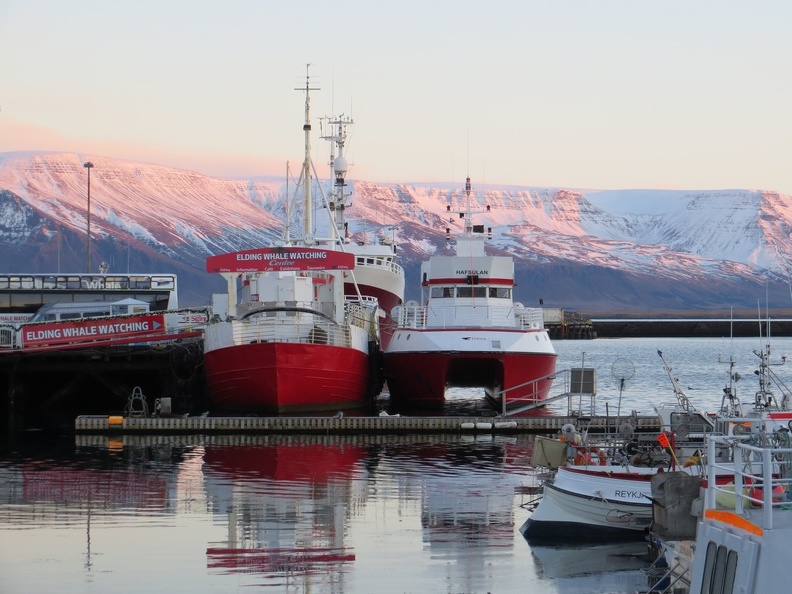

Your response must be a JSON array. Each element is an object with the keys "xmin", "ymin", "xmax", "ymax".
[{"xmin": 83, "ymin": 162, "xmax": 94, "ymax": 273}]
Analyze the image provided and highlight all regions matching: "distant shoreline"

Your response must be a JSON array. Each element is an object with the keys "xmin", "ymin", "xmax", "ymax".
[{"xmin": 590, "ymin": 318, "xmax": 790, "ymax": 338}]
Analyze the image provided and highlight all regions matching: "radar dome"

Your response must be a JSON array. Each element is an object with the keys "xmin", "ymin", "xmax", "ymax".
[{"xmin": 334, "ymin": 155, "xmax": 348, "ymax": 175}]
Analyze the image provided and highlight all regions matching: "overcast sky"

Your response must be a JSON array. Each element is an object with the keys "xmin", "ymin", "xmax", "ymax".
[{"xmin": 2, "ymin": 0, "xmax": 791, "ymax": 194}]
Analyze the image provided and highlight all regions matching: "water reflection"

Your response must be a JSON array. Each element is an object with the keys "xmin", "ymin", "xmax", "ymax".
[
  {"xmin": 530, "ymin": 541, "xmax": 650, "ymax": 579},
  {"xmin": 0, "ymin": 433, "xmax": 651, "ymax": 593},
  {"xmin": 202, "ymin": 437, "xmax": 366, "ymax": 591}
]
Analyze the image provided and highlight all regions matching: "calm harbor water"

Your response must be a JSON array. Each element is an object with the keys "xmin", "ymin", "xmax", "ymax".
[{"xmin": 1, "ymin": 336, "xmax": 791, "ymax": 594}]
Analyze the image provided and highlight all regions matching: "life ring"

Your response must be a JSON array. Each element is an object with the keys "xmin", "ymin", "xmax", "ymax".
[
  {"xmin": 589, "ymin": 447, "xmax": 608, "ymax": 466},
  {"xmin": 573, "ymin": 446, "xmax": 607, "ymax": 466}
]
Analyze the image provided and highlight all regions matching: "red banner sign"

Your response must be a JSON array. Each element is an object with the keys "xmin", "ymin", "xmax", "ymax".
[
  {"xmin": 21, "ymin": 314, "xmax": 166, "ymax": 347},
  {"xmin": 206, "ymin": 247, "xmax": 355, "ymax": 273}
]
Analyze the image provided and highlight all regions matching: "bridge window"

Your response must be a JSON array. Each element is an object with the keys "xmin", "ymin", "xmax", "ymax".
[
  {"xmin": 457, "ymin": 287, "xmax": 486, "ymax": 298},
  {"xmin": 700, "ymin": 542, "xmax": 736, "ymax": 594},
  {"xmin": 489, "ymin": 288, "xmax": 511, "ymax": 298}
]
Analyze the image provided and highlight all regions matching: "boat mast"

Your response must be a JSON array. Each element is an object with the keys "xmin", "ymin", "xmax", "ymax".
[
  {"xmin": 321, "ymin": 115, "xmax": 354, "ymax": 245},
  {"xmin": 445, "ymin": 176, "xmax": 491, "ymax": 257},
  {"xmin": 296, "ymin": 65, "xmax": 319, "ymax": 243}
]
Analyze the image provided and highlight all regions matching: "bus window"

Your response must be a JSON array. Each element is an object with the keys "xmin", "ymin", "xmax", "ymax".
[{"xmin": 130, "ymin": 276, "xmax": 152, "ymax": 289}]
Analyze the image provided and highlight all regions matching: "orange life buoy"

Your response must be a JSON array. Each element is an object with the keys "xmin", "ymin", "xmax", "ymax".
[
  {"xmin": 748, "ymin": 484, "xmax": 785, "ymax": 507},
  {"xmin": 573, "ymin": 449, "xmax": 591, "ymax": 465},
  {"xmin": 573, "ymin": 446, "xmax": 607, "ymax": 466}
]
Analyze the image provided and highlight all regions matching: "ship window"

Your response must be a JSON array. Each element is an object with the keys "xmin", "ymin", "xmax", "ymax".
[
  {"xmin": 723, "ymin": 550, "xmax": 737, "ymax": 594},
  {"xmin": 489, "ymin": 287, "xmax": 510, "ymax": 298},
  {"xmin": 431, "ymin": 287, "xmax": 453, "ymax": 298},
  {"xmin": 701, "ymin": 543, "xmax": 733, "ymax": 594},
  {"xmin": 459, "ymin": 287, "xmax": 486, "ymax": 298},
  {"xmin": 700, "ymin": 542, "xmax": 717, "ymax": 593}
]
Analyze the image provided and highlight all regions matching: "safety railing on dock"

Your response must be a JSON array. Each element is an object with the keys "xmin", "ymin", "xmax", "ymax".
[{"xmin": 495, "ymin": 367, "xmax": 597, "ymax": 416}]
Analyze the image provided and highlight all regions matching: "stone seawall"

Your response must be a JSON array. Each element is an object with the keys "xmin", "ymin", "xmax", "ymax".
[{"xmin": 592, "ymin": 319, "xmax": 791, "ymax": 338}]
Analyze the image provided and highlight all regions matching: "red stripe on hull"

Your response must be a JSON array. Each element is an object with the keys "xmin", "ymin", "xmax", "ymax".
[
  {"xmin": 204, "ymin": 342, "xmax": 370, "ymax": 414},
  {"xmin": 384, "ymin": 351, "xmax": 557, "ymax": 407}
]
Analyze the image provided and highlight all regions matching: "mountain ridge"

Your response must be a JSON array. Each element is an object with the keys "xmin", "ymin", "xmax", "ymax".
[{"xmin": 1, "ymin": 151, "xmax": 790, "ymax": 314}]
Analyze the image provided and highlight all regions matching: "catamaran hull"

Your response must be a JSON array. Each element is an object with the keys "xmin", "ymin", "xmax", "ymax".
[
  {"xmin": 383, "ymin": 348, "xmax": 557, "ymax": 407},
  {"xmin": 204, "ymin": 342, "xmax": 371, "ymax": 414}
]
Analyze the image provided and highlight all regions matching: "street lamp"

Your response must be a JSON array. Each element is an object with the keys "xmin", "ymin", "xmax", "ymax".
[{"xmin": 83, "ymin": 162, "xmax": 94, "ymax": 273}]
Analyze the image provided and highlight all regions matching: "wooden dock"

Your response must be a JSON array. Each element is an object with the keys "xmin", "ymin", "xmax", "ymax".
[{"xmin": 74, "ymin": 413, "xmax": 663, "ymax": 435}]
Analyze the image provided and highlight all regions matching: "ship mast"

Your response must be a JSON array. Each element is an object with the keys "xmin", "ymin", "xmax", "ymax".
[
  {"xmin": 296, "ymin": 65, "xmax": 319, "ymax": 243},
  {"xmin": 321, "ymin": 114, "xmax": 354, "ymax": 245},
  {"xmin": 445, "ymin": 176, "xmax": 491, "ymax": 257}
]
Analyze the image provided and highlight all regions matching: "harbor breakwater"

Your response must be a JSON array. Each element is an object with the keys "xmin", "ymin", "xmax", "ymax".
[{"xmin": 591, "ymin": 318, "xmax": 792, "ymax": 338}]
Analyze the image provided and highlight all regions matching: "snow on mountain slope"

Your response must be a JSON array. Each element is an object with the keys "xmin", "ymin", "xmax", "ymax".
[{"xmin": 1, "ymin": 151, "xmax": 791, "ymax": 311}]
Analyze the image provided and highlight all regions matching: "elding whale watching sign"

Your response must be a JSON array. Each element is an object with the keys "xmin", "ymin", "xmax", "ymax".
[
  {"xmin": 206, "ymin": 247, "xmax": 355, "ymax": 273},
  {"xmin": 22, "ymin": 314, "xmax": 167, "ymax": 348}
]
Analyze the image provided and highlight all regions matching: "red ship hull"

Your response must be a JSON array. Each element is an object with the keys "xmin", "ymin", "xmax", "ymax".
[
  {"xmin": 204, "ymin": 342, "xmax": 371, "ymax": 414},
  {"xmin": 384, "ymin": 350, "xmax": 557, "ymax": 408}
]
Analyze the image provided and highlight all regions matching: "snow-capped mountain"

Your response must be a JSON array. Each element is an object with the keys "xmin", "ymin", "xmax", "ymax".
[{"xmin": 1, "ymin": 151, "xmax": 790, "ymax": 314}]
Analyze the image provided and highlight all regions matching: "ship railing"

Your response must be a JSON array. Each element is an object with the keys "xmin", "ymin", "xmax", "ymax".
[
  {"xmin": 232, "ymin": 318, "xmax": 352, "ymax": 348},
  {"xmin": 395, "ymin": 303, "xmax": 545, "ymax": 330},
  {"xmin": 705, "ymin": 433, "xmax": 792, "ymax": 530},
  {"xmin": 344, "ymin": 297, "xmax": 380, "ymax": 334},
  {"xmin": 515, "ymin": 308, "xmax": 545, "ymax": 329},
  {"xmin": 354, "ymin": 256, "xmax": 405, "ymax": 278}
]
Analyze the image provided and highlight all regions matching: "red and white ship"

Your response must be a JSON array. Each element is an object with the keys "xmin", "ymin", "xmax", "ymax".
[
  {"xmin": 202, "ymin": 72, "xmax": 383, "ymax": 414},
  {"xmin": 383, "ymin": 177, "xmax": 557, "ymax": 409}
]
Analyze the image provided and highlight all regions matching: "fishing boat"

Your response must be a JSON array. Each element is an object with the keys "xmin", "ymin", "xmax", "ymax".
[
  {"xmin": 383, "ymin": 177, "xmax": 556, "ymax": 409},
  {"xmin": 202, "ymin": 73, "xmax": 382, "ymax": 414},
  {"xmin": 318, "ymin": 115, "xmax": 404, "ymax": 350},
  {"xmin": 522, "ymin": 348, "xmax": 792, "ymax": 544},
  {"xmin": 645, "ymin": 431, "xmax": 792, "ymax": 594},
  {"xmin": 522, "ymin": 352, "xmax": 729, "ymax": 543}
]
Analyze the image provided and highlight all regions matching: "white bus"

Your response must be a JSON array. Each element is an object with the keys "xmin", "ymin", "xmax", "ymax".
[
  {"xmin": 27, "ymin": 298, "xmax": 151, "ymax": 323},
  {"xmin": 0, "ymin": 273, "xmax": 178, "ymax": 324}
]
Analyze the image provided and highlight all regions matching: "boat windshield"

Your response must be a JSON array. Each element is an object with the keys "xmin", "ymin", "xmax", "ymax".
[{"xmin": 430, "ymin": 287, "xmax": 511, "ymax": 299}]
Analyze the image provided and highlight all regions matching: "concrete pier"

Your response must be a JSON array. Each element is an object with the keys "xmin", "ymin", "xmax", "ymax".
[{"xmin": 74, "ymin": 413, "xmax": 663, "ymax": 435}]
